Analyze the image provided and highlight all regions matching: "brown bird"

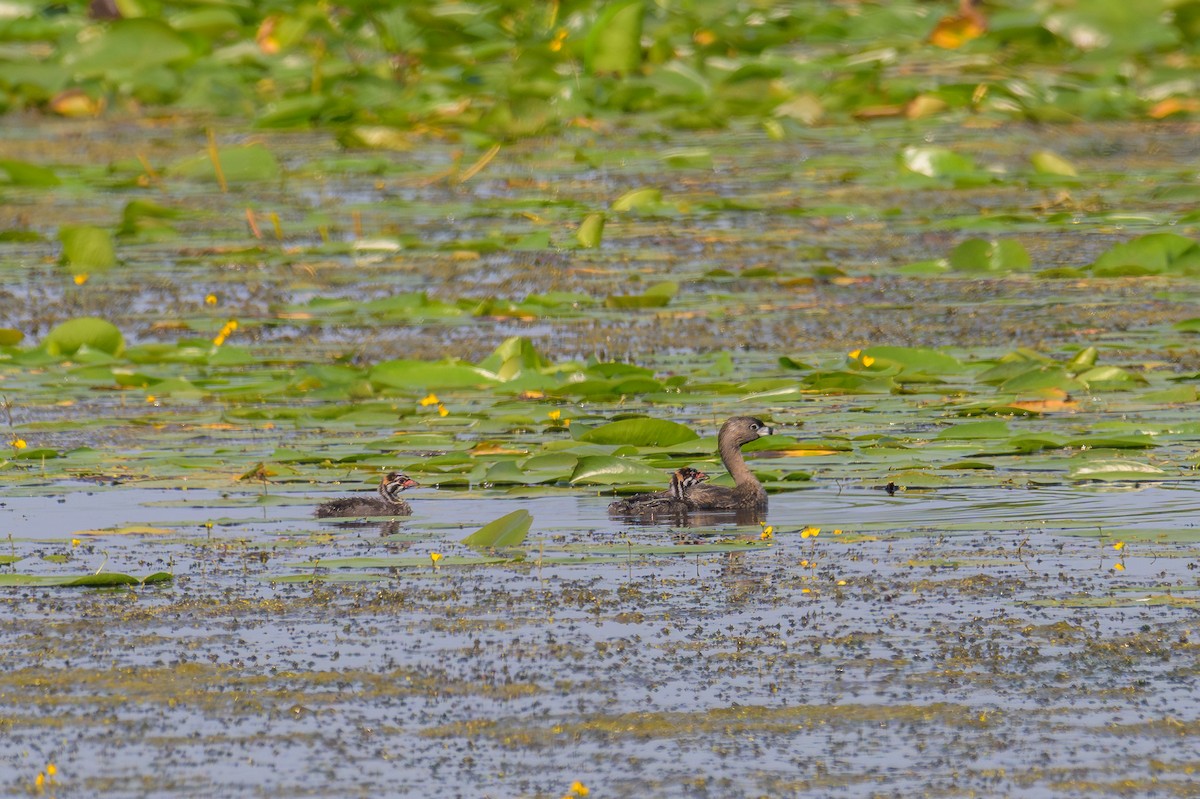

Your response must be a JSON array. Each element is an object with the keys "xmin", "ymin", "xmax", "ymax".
[
  {"xmin": 315, "ymin": 472, "xmax": 419, "ymax": 518},
  {"xmin": 682, "ymin": 416, "xmax": 773, "ymax": 510},
  {"xmin": 607, "ymin": 467, "xmax": 709, "ymax": 517}
]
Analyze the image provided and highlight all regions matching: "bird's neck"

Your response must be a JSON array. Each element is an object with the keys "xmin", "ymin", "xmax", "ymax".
[
  {"xmin": 669, "ymin": 474, "xmax": 684, "ymax": 499},
  {"xmin": 721, "ymin": 438, "xmax": 756, "ymax": 486}
]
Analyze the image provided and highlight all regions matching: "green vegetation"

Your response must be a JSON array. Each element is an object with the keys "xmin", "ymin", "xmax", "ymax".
[{"xmin": 4, "ymin": 2, "xmax": 1200, "ymax": 797}]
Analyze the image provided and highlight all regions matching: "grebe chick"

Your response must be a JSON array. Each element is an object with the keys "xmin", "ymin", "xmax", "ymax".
[
  {"xmin": 315, "ymin": 472, "xmax": 419, "ymax": 518},
  {"xmin": 607, "ymin": 467, "xmax": 708, "ymax": 517}
]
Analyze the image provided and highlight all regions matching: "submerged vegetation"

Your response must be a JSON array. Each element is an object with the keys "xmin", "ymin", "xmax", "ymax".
[{"xmin": 3, "ymin": 0, "xmax": 1200, "ymax": 796}]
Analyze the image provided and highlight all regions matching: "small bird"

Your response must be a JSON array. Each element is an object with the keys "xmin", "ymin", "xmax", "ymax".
[
  {"xmin": 315, "ymin": 472, "xmax": 419, "ymax": 518},
  {"xmin": 608, "ymin": 466, "xmax": 709, "ymax": 517}
]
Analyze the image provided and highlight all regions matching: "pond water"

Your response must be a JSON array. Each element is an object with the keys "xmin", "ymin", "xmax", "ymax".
[
  {"xmin": 3, "ymin": 480, "xmax": 1200, "ymax": 797},
  {"xmin": 5, "ymin": 113, "xmax": 1200, "ymax": 797}
]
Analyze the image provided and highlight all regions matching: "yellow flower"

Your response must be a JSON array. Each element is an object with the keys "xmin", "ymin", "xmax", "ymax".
[
  {"xmin": 848, "ymin": 349, "xmax": 861, "ymax": 359},
  {"xmin": 73, "ymin": 274, "xmax": 88, "ymax": 285},
  {"xmin": 1113, "ymin": 563, "xmax": 1125, "ymax": 571},
  {"xmin": 212, "ymin": 319, "xmax": 238, "ymax": 346},
  {"xmin": 801, "ymin": 526, "xmax": 820, "ymax": 538},
  {"xmin": 10, "ymin": 438, "xmax": 26, "ymax": 450},
  {"xmin": 437, "ymin": 403, "xmax": 449, "ymax": 417},
  {"xmin": 563, "ymin": 418, "xmax": 571, "ymax": 428},
  {"xmin": 549, "ymin": 28, "xmax": 569, "ymax": 52},
  {"xmin": 833, "ymin": 529, "xmax": 843, "ymax": 535},
  {"xmin": 801, "ymin": 588, "xmax": 812, "ymax": 594},
  {"xmin": 35, "ymin": 772, "xmax": 44, "ymax": 790},
  {"xmin": 837, "ymin": 579, "xmax": 847, "ymax": 586},
  {"xmin": 419, "ymin": 393, "xmax": 440, "ymax": 407},
  {"xmin": 861, "ymin": 355, "xmax": 875, "ymax": 367},
  {"xmin": 800, "ymin": 559, "xmax": 809, "ymax": 567},
  {"xmin": 71, "ymin": 538, "xmax": 80, "ymax": 547},
  {"xmin": 548, "ymin": 409, "xmax": 561, "ymax": 421},
  {"xmin": 46, "ymin": 764, "xmax": 56, "ymax": 779},
  {"xmin": 1113, "ymin": 541, "xmax": 1125, "ymax": 551},
  {"xmin": 760, "ymin": 524, "xmax": 774, "ymax": 541},
  {"xmin": 571, "ymin": 782, "xmax": 589, "ymax": 797},
  {"xmin": 430, "ymin": 552, "xmax": 443, "ymax": 567},
  {"xmin": 205, "ymin": 293, "xmax": 218, "ymax": 306},
  {"xmin": 146, "ymin": 395, "xmax": 156, "ymax": 403}
]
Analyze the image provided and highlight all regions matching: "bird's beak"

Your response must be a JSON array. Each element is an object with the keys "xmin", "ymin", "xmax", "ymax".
[{"xmin": 402, "ymin": 477, "xmax": 420, "ymax": 488}]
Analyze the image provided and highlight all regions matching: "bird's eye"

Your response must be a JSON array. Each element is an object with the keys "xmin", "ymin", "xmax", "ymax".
[{"xmin": 750, "ymin": 423, "xmax": 759, "ymax": 430}]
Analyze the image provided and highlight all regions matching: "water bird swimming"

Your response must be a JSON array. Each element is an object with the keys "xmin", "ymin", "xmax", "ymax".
[
  {"xmin": 607, "ymin": 466, "xmax": 709, "ymax": 517},
  {"xmin": 315, "ymin": 472, "xmax": 419, "ymax": 518},
  {"xmin": 682, "ymin": 416, "xmax": 773, "ymax": 510}
]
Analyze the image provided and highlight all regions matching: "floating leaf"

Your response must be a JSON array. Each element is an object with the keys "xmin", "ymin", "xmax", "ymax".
[
  {"xmin": 900, "ymin": 146, "xmax": 978, "ymax": 178},
  {"xmin": 1069, "ymin": 459, "xmax": 1167, "ymax": 481},
  {"xmin": 63, "ymin": 19, "xmax": 192, "ymax": 77},
  {"xmin": 1067, "ymin": 434, "xmax": 1156, "ymax": 450},
  {"xmin": 577, "ymin": 212, "xmax": 605, "ymax": 249},
  {"xmin": 585, "ymin": 0, "xmax": 645, "ymax": 76},
  {"xmin": 0, "ymin": 159, "xmax": 61, "ymax": 187},
  {"xmin": 1139, "ymin": 385, "xmax": 1197, "ymax": 404},
  {"xmin": 43, "ymin": 317, "xmax": 125, "ymax": 357},
  {"xmin": 370, "ymin": 360, "xmax": 498, "ymax": 390},
  {"xmin": 936, "ymin": 420, "xmax": 1012, "ymax": 440},
  {"xmin": 1090, "ymin": 233, "xmax": 1200, "ymax": 276},
  {"xmin": 461, "ymin": 509, "xmax": 533, "ymax": 548},
  {"xmin": 948, "ymin": 239, "xmax": 1031, "ymax": 273},
  {"xmin": 779, "ymin": 356, "xmax": 814, "ymax": 371},
  {"xmin": 611, "ymin": 187, "xmax": 663, "ymax": 212},
  {"xmin": 1066, "ymin": 347, "xmax": 1098, "ymax": 373},
  {"xmin": 580, "ymin": 418, "xmax": 699, "ymax": 447},
  {"xmin": 570, "ymin": 456, "xmax": 672, "ymax": 485},
  {"xmin": 1076, "ymin": 365, "xmax": 1148, "ymax": 390},
  {"xmin": 999, "ymin": 366, "xmax": 1083, "ymax": 394},
  {"xmin": 660, "ymin": 148, "xmax": 713, "ymax": 169},
  {"xmin": 1030, "ymin": 150, "xmax": 1079, "ymax": 177},
  {"xmin": 802, "ymin": 371, "xmax": 897, "ymax": 394},
  {"xmin": 339, "ymin": 125, "xmax": 414, "ymax": 151},
  {"xmin": 119, "ymin": 199, "xmax": 180, "ymax": 239},
  {"xmin": 0, "ymin": 329, "xmax": 24, "ymax": 346},
  {"xmin": 172, "ymin": 144, "xmax": 282, "ymax": 183},
  {"xmin": 862, "ymin": 346, "xmax": 966, "ymax": 375},
  {"xmin": 59, "ymin": 225, "xmax": 117, "ymax": 271},
  {"xmin": 605, "ymin": 281, "xmax": 677, "ymax": 309},
  {"xmin": 0, "ymin": 571, "xmax": 173, "ymax": 587}
]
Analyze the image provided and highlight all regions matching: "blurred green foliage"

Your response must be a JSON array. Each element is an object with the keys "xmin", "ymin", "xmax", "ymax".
[{"xmin": 1, "ymin": 0, "xmax": 1198, "ymax": 135}]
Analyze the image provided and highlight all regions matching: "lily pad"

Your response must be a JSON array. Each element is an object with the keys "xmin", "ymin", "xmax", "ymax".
[
  {"xmin": 461, "ymin": 509, "xmax": 533, "ymax": 548},
  {"xmin": 0, "ymin": 572, "xmax": 173, "ymax": 588},
  {"xmin": 580, "ymin": 418, "xmax": 699, "ymax": 447}
]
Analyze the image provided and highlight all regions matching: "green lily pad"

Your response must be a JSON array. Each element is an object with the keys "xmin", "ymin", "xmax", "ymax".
[
  {"xmin": 0, "ymin": 571, "xmax": 173, "ymax": 588},
  {"xmin": 43, "ymin": 317, "xmax": 125, "ymax": 357},
  {"xmin": 461, "ymin": 509, "xmax": 533, "ymax": 548},
  {"xmin": 580, "ymin": 418, "xmax": 699, "ymax": 447},
  {"xmin": 570, "ymin": 456, "xmax": 672, "ymax": 485},
  {"xmin": 60, "ymin": 225, "xmax": 117, "ymax": 271},
  {"xmin": 1069, "ymin": 459, "xmax": 1167, "ymax": 481}
]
